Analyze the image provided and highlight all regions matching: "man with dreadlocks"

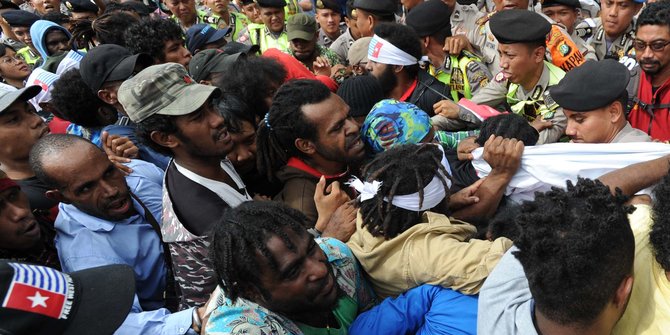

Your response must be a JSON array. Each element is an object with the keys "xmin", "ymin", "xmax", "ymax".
[
  {"xmin": 205, "ymin": 201, "xmax": 376, "ymax": 334},
  {"xmin": 256, "ymin": 79, "xmax": 364, "ymax": 232},
  {"xmin": 346, "ymin": 143, "xmax": 513, "ymax": 299}
]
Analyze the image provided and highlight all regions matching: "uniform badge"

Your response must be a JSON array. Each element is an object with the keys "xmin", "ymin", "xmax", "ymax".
[
  {"xmin": 316, "ymin": 0, "xmax": 324, "ymax": 9},
  {"xmin": 559, "ymin": 43, "xmax": 570, "ymax": 56}
]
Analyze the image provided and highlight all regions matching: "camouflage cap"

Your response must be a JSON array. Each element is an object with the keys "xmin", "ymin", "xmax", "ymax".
[{"xmin": 118, "ymin": 63, "xmax": 220, "ymax": 123}]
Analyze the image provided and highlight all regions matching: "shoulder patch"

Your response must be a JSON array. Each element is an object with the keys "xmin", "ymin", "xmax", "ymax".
[{"xmin": 494, "ymin": 71, "xmax": 505, "ymax": 82}]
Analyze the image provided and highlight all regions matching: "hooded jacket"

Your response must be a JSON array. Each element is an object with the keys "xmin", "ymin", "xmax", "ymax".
[{"xmin": 29, "ymin": 20, "xmax": 72, "ymax": 67}]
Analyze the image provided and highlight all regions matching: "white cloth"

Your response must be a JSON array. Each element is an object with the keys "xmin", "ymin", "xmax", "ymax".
[
  {"xmin": 471, "ymin": 142, "xmax": 670, "ymax": 203},
  {"xmin": 25, "ymin": 68, "xmax": 59, "ymax": 112},
  {"xmin": 174, "ymin": 159, "xmax": 252, "ymax": 207},
  {"xmin": 56, "ymin": 50, "xmax": 84, "ymax": 76},
  {"xmin": 368, "ymin": 34, "xmax": 418, "ymax": 66}
]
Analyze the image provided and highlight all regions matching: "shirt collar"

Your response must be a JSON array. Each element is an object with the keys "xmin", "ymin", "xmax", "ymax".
[{"xmin": 60, "ymin": 197, "xmax": 144, "ymax": 232}]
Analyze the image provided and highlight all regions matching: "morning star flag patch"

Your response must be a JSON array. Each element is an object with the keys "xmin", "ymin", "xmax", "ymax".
[{"xmin": 2, "ymin": 263, "xmax": 74, "ymax": 319}]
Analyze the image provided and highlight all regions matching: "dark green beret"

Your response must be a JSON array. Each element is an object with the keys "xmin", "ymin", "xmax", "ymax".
[
  {"xmin": 550, "ymin": 59, "xmax": 630, "ymax": 111},
  {"xmin": 352, "ymin": 0, "xmax": 395, "ymax": 16},
  {"xmin": 490, "ymin": 9, "xmax": 551, "ymax": 44},
  {"xmin": 315, "ymin": 0, "xmax": 341, "ymax": 12},
  {"xmin": 2, "ymin": 10, "xmax": 40, "ymax": 27},
  {"xmin": 405, "ymin": 0, "xmax": 452, "ymax": 38},
  {"xmin": 255, "ymin": 0, "xmax": 286, "ymax": 8},
  {"xmin": 64, "ymin": 0, "xmax": 99, "ymax": 13},
  {"xmin": 541, "ymin": 0, "xmax": 581, "ymax": 8}
]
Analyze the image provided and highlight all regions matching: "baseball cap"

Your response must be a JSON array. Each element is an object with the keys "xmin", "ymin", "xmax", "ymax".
[
  {"xmin": 189, "ymin": 49, "xmax": 244, "ymax": 82},
  {"xmin": 185, "ymin": 24, "xmax": 232, "ymax": 55},
  {"xmin": 286, "ymin": 13, "xmax": 317, "ymax": 41},
  {"xmin": 221, "ymin": 41, "xmax": 260, "ymax": 55},
  {"xmin": 118, "ymin": 63, "xmax": 221, "ymax": 123},
  {"xmin": 79, "ymin": 44, "xmax": 154, "ymax": 92},
  {"xmin": 0, "ymin": 261, "xmax": 135, "ymax": 335},
  {"xmin": 0, "ymin": 86, "xmax": 41, "ymax": 114}
]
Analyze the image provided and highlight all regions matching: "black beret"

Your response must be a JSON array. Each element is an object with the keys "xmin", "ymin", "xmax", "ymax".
[
  {"xmin": 541, "ymin": 0, "xmax": 581, "ymax": 8},
  {"xmin": 64, "ymin": 0, "xmax": 98, "ymax": 13},
  {"xmin": 255, "ymin": 0, "xmax": 286, "ymax": 8},
  {"xmin": 490, "ymin": 9, "xmax": 551, "ymax": 44},
  {"xmin": 316, "ymin": 0, "xmax": 341, "ymax": 12},
  {"xmin": 405, "ymin": 0, "xmax": 452, "ymax": 37},
  {"xmin": 0, "ymin": 0, "xmax": 19, "ymax": 10},
  {"xmin": 240, "ymin": 0, "xmax": 255, "ymax": 4},
  {"xmin": 1, "ymin": 10, "xmax": 40, "ymax": 27},
  {"xmin": 352, "ymin": 0, "xmax": 395, "ymax": 15},
  {"xmin": 550, "ymin": 59, "xmax": 630, "ymax": 111}
]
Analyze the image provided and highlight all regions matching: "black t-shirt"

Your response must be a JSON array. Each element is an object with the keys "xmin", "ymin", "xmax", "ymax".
[{"xmin": 445, "ymin": 148, "xmax": 480, "ymax": 194}]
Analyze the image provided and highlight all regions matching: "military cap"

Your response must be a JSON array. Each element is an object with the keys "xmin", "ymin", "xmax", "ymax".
[
  {"xmin": 315, "ymin": 0, "xmax": 341, "ymax": 12},
  {"xmin": 352, "ymin": 0, "xmax": 395, "ymax": 16},
  {"xmin": 287, "ymin": 13, "xmax": 317, "ymax": 41},
  {"xmin": 64, "ymin": 0, "xmax": 99, "ymax": 13},
  {"xmin": 255, "ymin": 0, "xmax": 286, "ymax": 8},
  {"xmin": 1, "ymin": 10, "xmax": 40, "ymax": 27},
  {"xmin": 405, "ymin": 0, "xmax": 452, "ymax": 37},
  {"xmin": 550, "ymin": 59, "xmax": 630, "ymax": 111},
  {"xmin": 541, "ymin": 0, "xmax": 581, "ymax": 8},
  {"xmin": 490, "ymin": 9, "xmax": 551, "ymax": 44}
]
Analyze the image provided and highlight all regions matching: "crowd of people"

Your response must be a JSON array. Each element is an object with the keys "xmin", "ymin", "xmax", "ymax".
[{"xmin": 1, "ymin": 0, "xmax": 670, "ymax": 334}]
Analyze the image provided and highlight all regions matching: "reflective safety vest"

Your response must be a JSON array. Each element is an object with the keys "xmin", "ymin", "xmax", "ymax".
[
  {"xmin": 506, "ymin": 61, "xmax": 565, "ymax": 121},
  {"xmin": 16, "ymin": 46, "xmax": 40, "ymax": 67},
  {"xmin": 203, "ymin": 11, "xmax": 250, "ymax": 41},
  {"xmin": 430, "ymin": 51, "xmax": 482, "ymax": 101},
  {"xmin": 248, "ymin": 23, "xmax": 290, "ymax": 53},
  {"xmin": 284, "ymin": 0, "xmax": 300, "ymax": 19}
]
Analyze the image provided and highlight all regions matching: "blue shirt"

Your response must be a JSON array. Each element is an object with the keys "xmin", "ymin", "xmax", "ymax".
[{"xmin": 56, "ymin": 159, "xmax": 166, "ymax": 309}]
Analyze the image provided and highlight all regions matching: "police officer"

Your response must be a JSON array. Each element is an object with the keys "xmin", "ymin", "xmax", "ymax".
[
  {"xmin": 64, "ymin": 0, "xmax": 100, "ymax": 21},
  {"xmin": 406, "ymin": 0, "xmax": 491, "ymax": 101},
  {"xmin": 237, "ymin": 0, "xmax": 290, "ymax": 53},
  {"xmin": 329, "ymin": 0, "xmax": 360, "ymax": 63},
  {"xmin": 203, "ymin": 0, "xmax": 250, "ymax": 42},
  {"xmin": 541, "ymin": 0, "xmax": 597, "ymax": 61},
  {"xmin": 164, "ymin": 0, "xmax": 222, "ymax": 31},
  {"xmin": 435, "ymin": 10, "xmax": 567, "ymax": 144},
  {"xmin": 351, "ymin": 0, "xmax": 395, "ymax": 38},
  {"xmin": 315, "ymin": 0, "xmax": 344, "ymax": 48},
  {"xmin": 590, "ymin": 0, "xmax": 644, "ymax": 61},
  {"xmin": 550, "ymin": 59, "xmax": 651, "ymax": 143},
  {"xmin": 239, "ymin": 0, "xmax": 262, "ymax": 23},
  {"xmin": 445, "ymin": 0, "xmax": 486, "ymax": 57},
  {"xmin": 1, "ymin": 10, "xmax": 40, "ymax": 67}
]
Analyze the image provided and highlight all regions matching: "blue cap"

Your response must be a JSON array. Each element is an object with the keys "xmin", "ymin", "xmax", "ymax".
[{"xmin": 185, "ymin": 24, "xmax": 231, "ymax": 55}]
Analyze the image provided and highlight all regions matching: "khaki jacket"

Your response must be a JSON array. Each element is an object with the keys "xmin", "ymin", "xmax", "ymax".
[{"xmin": 347, "ymin": 211, "xmax": 512, "ymax": 298}]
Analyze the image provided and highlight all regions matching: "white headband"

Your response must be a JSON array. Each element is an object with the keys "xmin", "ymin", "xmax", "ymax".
[
  {"xmin": 368, "ymin": 34, "xmax": 418, "ymax": 66},
  {"xmin": 348, "ymin": 145, "xmax": 452, "ymax": 212}
]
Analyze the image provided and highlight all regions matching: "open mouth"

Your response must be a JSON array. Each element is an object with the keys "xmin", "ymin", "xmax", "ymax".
[{"xmin": 107, "ymin": 197, "xmax": 131, "ymax": 215}]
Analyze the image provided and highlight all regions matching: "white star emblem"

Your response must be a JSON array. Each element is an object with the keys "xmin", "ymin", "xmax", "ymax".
[{"xmin": 27, "ymin": 291, "xmax": 49, "ymax": 308}]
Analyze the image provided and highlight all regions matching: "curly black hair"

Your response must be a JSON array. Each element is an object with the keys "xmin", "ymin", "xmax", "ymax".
[
  {"xmin": 71, "ymin": 12, "xmax": 139, "ymax": 49},
  {"xmin": 651, "ymin": 170, "xmax": 670, "ymax": 272},
  {"xmin": 216, "ymin": 94, "xmax": 257, "ymax": 133},
  {"xmin": 358, "ymin": 144, "xmax": 452, "ymax": 239},
  {"xmin": 216, "ymin": 55, "xmax": 287, "ymax": 120},
  {"xmin": 475, "ymin": 113, "xmax": 539, "ymax": 147},
  {"xmin": 209, "ymin": 201, "xmax": 308, "ymax": 302},
  {"xmin": 50, "ymin": 69, "xmax": 117, "ymax": 128},
  {"xmin": 373, "ymin": 23, "xmax": 422, "ymax": 79},
  {"xmin": 513, "ymin": 178, "xmax": 635, "ymax": 326},
  {"xmin": 124, "ymin": 18, "xmax": 184, "ymax": 62},
  {"xmin": 637, "ymin": 1, "xmax": 670, "ymax": 28},
  {"xmin": 256, "ymin": 79, "xmax": 330, "ymax": 181}
]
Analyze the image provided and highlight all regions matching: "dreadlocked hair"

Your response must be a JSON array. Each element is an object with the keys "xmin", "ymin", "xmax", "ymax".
[
  {"xmin": 256, "ymin": 79, "xmax": 330, "ymax": 181},
  {"xmin": 70, "ymin": 12, "xmax": 139, "ymax": 49},
  {"xmin": 209, "ymin": 201, "xmax": 309, "ymax": 302},
  {"xmin": 513, "ymin": 178, "xmax": 634, "ymax": 326},
  {"xmin": 475, "ymin": 113, "xmax": 539, "ymax": 146},
  {"xmin": 651, "ymin": 169, "xmax": 670, "ymax": 272},
  {"xmin": 359, "ymin": 144, "xmax": 451, "ymax": 240}
]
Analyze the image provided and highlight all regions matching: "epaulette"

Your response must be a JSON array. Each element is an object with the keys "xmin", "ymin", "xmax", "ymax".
[
  {"xmin": 202, "ymin": 15, "xmax": 218, "ymax": 25},
  {"xmin": 476, "ymin": 11, "xmax": 495, "ymax": 27}
]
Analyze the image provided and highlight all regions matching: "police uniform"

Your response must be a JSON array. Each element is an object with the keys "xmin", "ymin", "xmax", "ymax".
[
  {"xmin": 466, "ymin": 10, "xmax": 567, "ymax": 144},
  {"xmin": 172, "ymin": 10, "xmax": 223, "ymax": 32},
  {"xmin": 541, "ymin": 0, "xmax": 597, "ymax": 61},
  {"xmin": 236, "ymin": 0, "xmax": 290, "ymax": 52},
  {"xmin": 451, "ymin": 2, "xmax": 487, "ymax": 57},
  {"xmin": 314, "ymin": 0, "xmax": 344, "ymax": 48},
  {"xmin": 590, "ymin": 17, "xmax": 636, "ymax": 61},
  {"xmin": 550, "ymin": 59, "xmax": 651, "ymax": 143},
  {"xmin": 475, "ymin": 10, "xmax": 585, "ymax": 74},
  {"xmin": 1, "ymin": 10, "xmax": 41, "ymax": 67},
  {"xmin": 405, "ymin": 0, "xmax": 492, "ymax": 100},
  {"xmin": 202, "ymin": 11, "xmax": 251, "ymax": 42},
  {"xmin": 317, "ymin": 26, "xmax": 345, "ymax": 48}
]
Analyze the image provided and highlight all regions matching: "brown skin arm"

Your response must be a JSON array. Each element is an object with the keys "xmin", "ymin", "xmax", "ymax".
[
  {"xmin": 597, "ymin": 155, "xmax": 670, "ymax": 196},
  {"xmin": 451, "ymin": 136, "xmax": 524, "ymax": 221}
]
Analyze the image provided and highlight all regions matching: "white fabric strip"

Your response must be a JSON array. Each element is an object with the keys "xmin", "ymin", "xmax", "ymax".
[
  {"xmin": 348, "ymin": 144, "xmax": 453, "ymax": 212},
  {"xmin": 471, "ymin": 142, "xmax": 670, "ymax": 203},
  {"xmin": 368, "ymin": 34, "xmax": 418, "ymax": 66}
]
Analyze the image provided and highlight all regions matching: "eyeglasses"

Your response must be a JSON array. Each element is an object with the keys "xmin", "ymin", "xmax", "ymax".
[
  {"xmin": 633, "ymin": 39, "xmax": 670, "ymax": 52},
  {"xmin": 0, "ymin": 56, "xmax": 23, "ymax": 64}
]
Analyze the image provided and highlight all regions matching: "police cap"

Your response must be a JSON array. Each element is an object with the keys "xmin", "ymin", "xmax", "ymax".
[
  {"xmin": 315, "ymin": 0, "xmax": 341, "ymax": 12},
  {"xmin": 541, "ymin": 0, "xmax": 581, "ymax": 8},
  {"xmin": 550, "ymin": 59, "xmax": 630, "ymax": 111},
  {"xmin": 2, "ymin": 10, "xmax": 40, "ymax": 28},
  {"xmin": 64, "ymin": 0, "xmax": 99, "ymax": 13},
  {"xmin": 490, "ymin": 9, "xmax": 551, "ymax": 44},
  {"xmin": 405, "ymin": 0, "xmax": 451, "ymax": 38},
  {"xmin": 0, "ymin": 0, "xmax": 19, "ymax": 10},
  {"xmin": 255, "ymin": 0, "xmax": 286, "ymax": 8},
  {"xmin": 352, "ymin": 0, "xmax": 395, "ymax": 16}
]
